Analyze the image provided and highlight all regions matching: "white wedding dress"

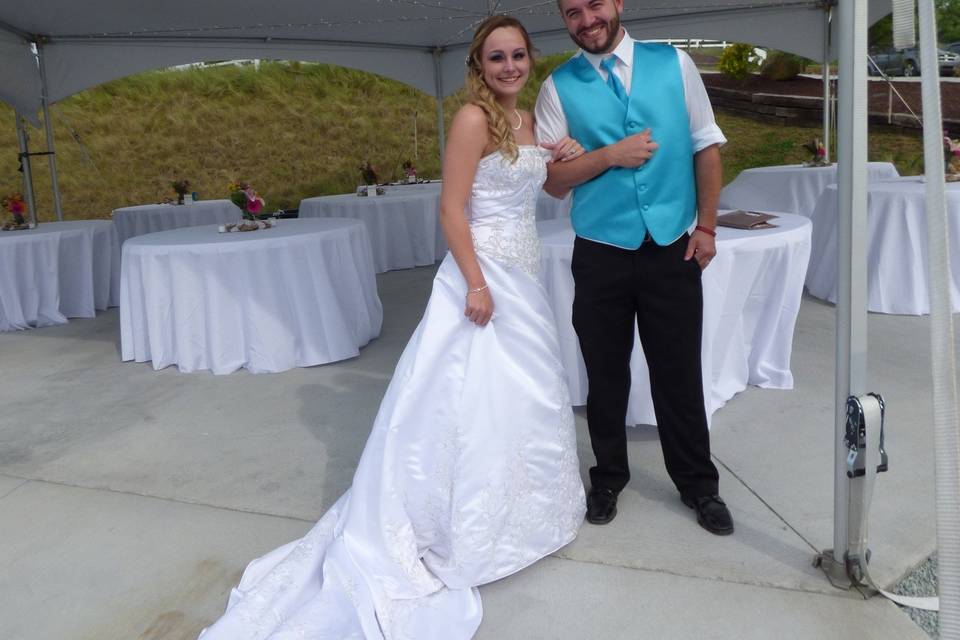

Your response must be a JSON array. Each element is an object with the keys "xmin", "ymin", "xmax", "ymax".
[{"xmin": 200, "ymin": 145, "xmax": 585, "ymax": 640}]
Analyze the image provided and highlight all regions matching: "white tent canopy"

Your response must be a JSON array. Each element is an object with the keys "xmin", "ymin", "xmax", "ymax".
[
  {"xmin": 0, "ymin": 0, "xmax": 892, "ymax": 117},
  {"xmin": 4, "ymin": 3, "xmax": 958, "ymax": 631}
]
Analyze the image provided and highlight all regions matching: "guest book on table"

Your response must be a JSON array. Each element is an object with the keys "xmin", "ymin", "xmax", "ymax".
[{"xmin": 717, "ymin": 210, "xmax": 779, "ymax": 230}]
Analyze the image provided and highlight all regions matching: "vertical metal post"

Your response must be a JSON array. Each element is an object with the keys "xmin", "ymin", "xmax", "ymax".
[
  {"xmin": 36, "ymin": 41, "xmax": 63, "ymax": 221},
  {"xmin": 834, "ymin": 0, "xmax": 870, "ymax": 574},
  {"xmin": 822, "ymin": 5, "xmax": 832, "ymax": 163},
  {"xmin": 14, "ymin": 111, "xmax": 38, "ymax": 227},
  {"xmin": 433, "ymin": 49, "xmax": 446, "ymax": 166}
]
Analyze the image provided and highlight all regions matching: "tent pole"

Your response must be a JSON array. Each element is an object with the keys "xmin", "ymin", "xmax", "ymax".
[
  {"xmin": 815, "ymin": 0, "xmax": 869, "ymax": 586},
  {"xmin": 14, "ymin": 110, "xmax": 38, "ymax": 227},
  {"xmin": 916, "ymin": 0, "xmax": 960, "ymax": 630},
  {"xmin": 822, "ymin": 4, "xmax": 832, "ymax": 163},
  {"xmin": 36, "ymin": 41, "xmax": 63, "ymax": 222},
  {"xmin": 433, "ymin": 49, "xmax": 446, "ymax": 166}
]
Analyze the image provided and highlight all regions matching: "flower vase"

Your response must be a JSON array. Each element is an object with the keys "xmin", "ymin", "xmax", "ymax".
[{"xmin": 177, "ymin": 193, "xmax": 185, "ymax": 205}]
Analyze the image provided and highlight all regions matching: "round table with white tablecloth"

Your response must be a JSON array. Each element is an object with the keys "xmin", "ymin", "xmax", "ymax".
[
  {"xmin": 298, "ymin": 189, "xmax": 445, "ymax": 273},
  {"xmin": 120, "ymin": 219, "xmax": 382, "ymax": 374},
  {"xmin": 536, "ymin": 191, "xmax": 571, "ymax": 221},
  {"xmin": 806, "ymin": 177, "xmax": 960, "ymax": 314},
  {"xmin": 538, "ymin": 214, "xmax": 812, "ymax": 425},
  {"xmin": 719, "ymin": 162, "xmax": 900, "ymax": 218},
  {"xmin": 0, "ymin": 220, "xmax": 120, "ymax": 331},
  {"xmin": 112, "ymin": 199, "xmax": 241, "ymax": 246}
]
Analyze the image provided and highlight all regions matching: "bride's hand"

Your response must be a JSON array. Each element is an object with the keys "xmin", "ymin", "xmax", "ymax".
[
  {"xmin": 543, "ymin": 137, "xmax": 586, "ymax": 163},
  {"xmin": 465, "ymin": 286, "xmax": 494, "ymax": 326}
]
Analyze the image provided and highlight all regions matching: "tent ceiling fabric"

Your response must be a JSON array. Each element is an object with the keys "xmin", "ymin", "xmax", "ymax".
[{"xmin": 1, "ymin": 0, "xmax": 891, "ymax": 117}]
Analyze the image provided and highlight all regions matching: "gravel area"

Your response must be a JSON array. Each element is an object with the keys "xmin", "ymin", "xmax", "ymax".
[{"xmin": 895, "ymin": 553, "xmax": 939, "ymax": 638}]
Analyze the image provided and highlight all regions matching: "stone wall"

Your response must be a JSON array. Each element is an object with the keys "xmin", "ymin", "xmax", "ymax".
[{"xmin": 705, "ymin": 85, "xmax": 960, "ymax": 137}]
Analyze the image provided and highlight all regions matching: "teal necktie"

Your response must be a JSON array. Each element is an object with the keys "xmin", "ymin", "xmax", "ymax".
[{"xmin": 601, "ymin": 56, "xmax": 628, "ymax": 105}]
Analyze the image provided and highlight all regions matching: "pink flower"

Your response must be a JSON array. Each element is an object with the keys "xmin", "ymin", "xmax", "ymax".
[
  {"xmin": 247, "ymin": 196, "xmax": 264, "ymax": 214},
  {"xmin": 10, "ymin": 200, "xmax": 24, "ymax": 214}
]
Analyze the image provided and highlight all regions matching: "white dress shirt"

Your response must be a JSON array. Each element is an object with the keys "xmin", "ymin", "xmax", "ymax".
[{"xmin": 535, "ymin": 31, "xmax": 727, "ymax": 153}]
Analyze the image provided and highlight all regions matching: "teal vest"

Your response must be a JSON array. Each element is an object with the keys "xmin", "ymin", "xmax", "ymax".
[{"xmin": 553, "ymin": 43, "xmax": 696, "ymax": 248}]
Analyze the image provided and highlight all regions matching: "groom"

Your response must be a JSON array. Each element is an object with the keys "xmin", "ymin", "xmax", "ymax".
[{"xmin": 535, "ymin": 0, "xmax": 733, "ymax": 534}]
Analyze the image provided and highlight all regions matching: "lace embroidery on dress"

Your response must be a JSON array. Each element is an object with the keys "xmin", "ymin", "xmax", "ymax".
[{"xmin": 469, "ymin": 147, "xmax": 547, "ymax": 279}]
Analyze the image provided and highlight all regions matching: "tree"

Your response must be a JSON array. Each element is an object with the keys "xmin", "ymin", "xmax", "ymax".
[
  {"xmin": 939, "ymin": 0, "xmax": 960, "ymax": 42},
  {"xmin": 868, "ymin": 0, "xmax": 960, "ymax": 46}
]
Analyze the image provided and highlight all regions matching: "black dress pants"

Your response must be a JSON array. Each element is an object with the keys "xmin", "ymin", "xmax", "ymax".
[{"xmin": 571, "ymin": 233, "xmax": 720, "ymax": 500}]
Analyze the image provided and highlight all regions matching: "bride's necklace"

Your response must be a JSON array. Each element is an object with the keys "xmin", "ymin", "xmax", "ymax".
[{"xmin": 511, "ymin": 108, "xmax": 522, "ymax": 131}]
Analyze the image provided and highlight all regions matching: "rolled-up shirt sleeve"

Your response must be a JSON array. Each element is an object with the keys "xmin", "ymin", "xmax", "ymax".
[
  {"xmin": 678, "ymin": 49, "xmax": 727, "ymax": 153},
  {"xmin": 534, "ymin": 76, "xmax": 569, "ymax": 146}
]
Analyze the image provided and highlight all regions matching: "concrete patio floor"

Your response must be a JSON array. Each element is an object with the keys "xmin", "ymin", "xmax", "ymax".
[{"xmin": 0, "ymin": 262, "xmax": 947, "ymax": 640}]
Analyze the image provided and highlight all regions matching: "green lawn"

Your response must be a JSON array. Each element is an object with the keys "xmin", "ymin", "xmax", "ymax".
[{"xmin": 0, "ymin": 59, "xmax": 924, "ymax": 222}]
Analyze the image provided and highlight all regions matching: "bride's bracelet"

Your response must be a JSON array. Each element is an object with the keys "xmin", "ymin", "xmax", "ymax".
[{"xmin": 466, "ymin": 284, "xmax": 488, "ymax": 296}]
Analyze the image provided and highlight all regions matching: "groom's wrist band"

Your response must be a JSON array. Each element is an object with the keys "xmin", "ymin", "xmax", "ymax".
[{"xmin": 695, "ymin": 225, "xmax": 717, "ymax": 237}]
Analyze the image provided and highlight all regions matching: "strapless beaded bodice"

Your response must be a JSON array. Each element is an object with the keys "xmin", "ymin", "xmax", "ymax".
[{"xmin": 468, "ymin": 146, "xmax": 549, "ymax": 278}]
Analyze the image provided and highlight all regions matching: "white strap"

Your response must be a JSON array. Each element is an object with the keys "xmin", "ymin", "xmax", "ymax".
[{"xmin": 856, "ymin": 395, "xmax": 939, "ymax": 611}]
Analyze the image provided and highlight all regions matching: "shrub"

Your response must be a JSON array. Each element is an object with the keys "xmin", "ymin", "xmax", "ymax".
[
  {"xmin": 718, "ymin": 43, "xmax": 758, "ymax": 81},
  {"xmin": 760, "ymin": 51, "xmax": 809, "ymax": 80}
]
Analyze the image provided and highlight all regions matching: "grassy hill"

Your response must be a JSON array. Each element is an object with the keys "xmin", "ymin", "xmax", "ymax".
[{"xmin": 0, "ymin": 55, "xmax": 924, "ymax": 222}]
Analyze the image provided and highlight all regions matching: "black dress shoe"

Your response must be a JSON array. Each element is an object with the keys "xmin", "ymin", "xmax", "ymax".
[
  {"xmin": 586, "ymin": 487, "xmax": 618, "ymax": 525},
  {"xmin": 682, "ymin": 494, "xmax": 734, "ymax": 535}
]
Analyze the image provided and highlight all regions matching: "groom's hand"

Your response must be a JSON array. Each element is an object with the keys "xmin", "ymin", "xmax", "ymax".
[
  {"xmin": 684, "ymin": 229, "xmax": 717, "ymax": 271},
  {"xmin": 605, "ymin": 129, "xmax": 658, "ymax": 168}
]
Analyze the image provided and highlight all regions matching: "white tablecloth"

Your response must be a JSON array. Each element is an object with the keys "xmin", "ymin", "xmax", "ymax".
[
  {"xmin": 806, "ymin": 177, "xmax": 960, "ymax": 314},
  {"xmin": 536, "ymin": 192, "xmax": 571, "ymax": 221},
  {"xmin": 299, "ymin": 190, "xmax": 445, "ymax": 273},
  {"xmin": 120, "ymin": 219, "xmax": 383, "ymax": 374},
  {"xmin": 0, "ymin": 220, "xmax": 120, "ymax": 331},
  {"xmin": 112, "ymin": 199, "xmax": 241, "ymax": 246},
  {"xmin": 538, "ymin": 214, "xmax": 812, "ymax": 425},
  {"xmin": 719, "ymin": 162, "xmax": 900, "ymax": 218}
]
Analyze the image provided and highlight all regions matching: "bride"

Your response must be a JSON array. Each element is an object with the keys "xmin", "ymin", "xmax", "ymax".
[{"xmin": 200, "ymin": 15, "xmax": 586, "ymax": 640}]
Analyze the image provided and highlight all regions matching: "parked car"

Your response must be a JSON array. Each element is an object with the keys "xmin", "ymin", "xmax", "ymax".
[{"xmin": 868, "ymin": 44, "xmax": 960, "ymax": 76}]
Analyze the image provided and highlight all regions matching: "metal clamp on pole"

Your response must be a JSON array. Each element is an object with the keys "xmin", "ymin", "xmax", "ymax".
[
  {"xmin": 816, "ymin": 394, "xmax": 938, "ymax": 610},
  {"xmin": 816, "ymin": 393, "xmax": 887, "ymax": 587},
  {"xmin": 843, "ymin": 393, "xmax": 886, "ymax": 585},
  {"xmin": 845, "ymin": 393, "xmax": 888, "ymax": 479}
]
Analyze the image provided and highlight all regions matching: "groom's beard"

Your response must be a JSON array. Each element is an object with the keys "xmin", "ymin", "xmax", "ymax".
[{"xmin": 570, "ymin": 15, "xmax": 622, "ymax": 54}]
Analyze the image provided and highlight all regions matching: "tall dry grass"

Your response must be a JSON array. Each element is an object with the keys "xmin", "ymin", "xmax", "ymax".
[{"xmin": 0, "ymin": 56, "xmax": 923, "ymax": 222}]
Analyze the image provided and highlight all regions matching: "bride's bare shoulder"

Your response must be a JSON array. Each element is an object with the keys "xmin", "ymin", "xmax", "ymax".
[{"xmin": 451, "ymin": 103, "xmax": 488, "ymax": 131}]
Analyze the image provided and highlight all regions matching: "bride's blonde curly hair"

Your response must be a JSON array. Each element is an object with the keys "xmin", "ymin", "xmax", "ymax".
[{"xmin": 465, "ymin": 16, "xmax": 535, "ymax": 163}]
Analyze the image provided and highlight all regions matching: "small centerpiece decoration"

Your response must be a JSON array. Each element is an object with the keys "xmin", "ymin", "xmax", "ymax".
[
  {"xmin": 357, "ymin": 160, "xmax": 384, "ymax": 196},
  {"xmin": 1, "ymin": 194, "xmax": 30, "ymax": 231},
  {"xmin": 229, "ymin": 181, "xmax": 267, "ymax": 220},
  {"xmin": 403, "ymin": 159, "xmax": 417, "ymax": 184},
  {"xmin": 944, "ymin": 132, "xmax": 960, "ymax": 181},
  {"xmin": 801, "ymin": 139, "xmax": 828, "ymax": 167},
  {"xmin": 172, "ymin": 179, "xmax": 191, "ymax": 205},
  {"xmin": 223, "ymin": 181, "xmax": 273, "ymax": 231}
]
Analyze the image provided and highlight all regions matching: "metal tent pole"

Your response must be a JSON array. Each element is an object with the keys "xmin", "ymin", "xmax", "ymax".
[
  {"xmin": 433, "ymin": 49, "xmax": 446, "ymax": 165},
  {"xmin": 36, "ymin": 41, "xmax": 63, "ymax": 221},
  {"xmin": 822, "ymin": 4, "xmax": 833, "ymax": 163},
  {"xmin": 14, "ymin": 110, "xmax": 38, "ymax": 227},
  {"xmin": 816, "ymin": 0, "xmax": 870, "ymax": 586}
]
